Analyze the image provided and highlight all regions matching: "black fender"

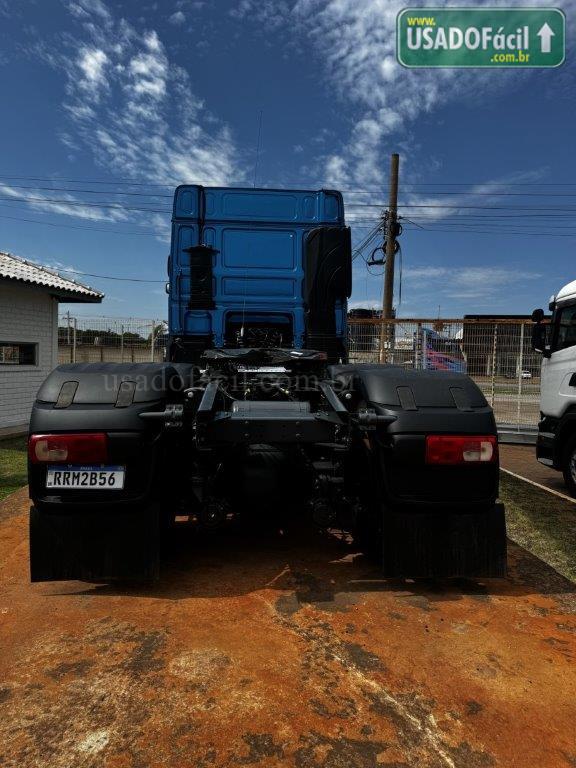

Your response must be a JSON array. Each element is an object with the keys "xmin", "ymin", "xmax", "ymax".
[
  {"xmin": 331, "ymin": 364, "xmax": 506, "ymax": 578},
  {"xmin": 28, "ymin": 362, "xmax": 193, "ymax": 583}
]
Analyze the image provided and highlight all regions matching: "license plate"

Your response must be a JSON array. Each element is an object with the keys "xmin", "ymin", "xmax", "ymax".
[
  {"xmin": 237, "ymin": 366, "xmax": 287, "ymax": 372},
  {"xmin": 46, "ymin": 466, "xmax": 125, "ymax": 490}
]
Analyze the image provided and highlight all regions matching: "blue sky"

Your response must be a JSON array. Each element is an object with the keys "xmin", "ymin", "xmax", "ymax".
[{"xmin": 0, "ymin": 0, "xmax": 574, "ymax": 320}]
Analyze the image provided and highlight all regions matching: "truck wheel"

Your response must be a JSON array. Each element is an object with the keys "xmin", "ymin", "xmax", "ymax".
[{"xmin": 562, "ymin": 436, "xmax": 576, "ymax": 498}]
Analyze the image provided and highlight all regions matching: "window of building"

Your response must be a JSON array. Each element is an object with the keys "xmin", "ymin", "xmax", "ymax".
[{"xmin": 0, "ymin": 342, "xmax": 38, "ymax": 365}]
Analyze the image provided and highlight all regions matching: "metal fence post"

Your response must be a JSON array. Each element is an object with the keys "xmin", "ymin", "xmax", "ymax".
[
  {"xmin": 150, "ymin": 320, "xmax": 156, "ymax": 362},
  {"xmin": 416, "ymin": 322, "xmax": 422, "ymax": 370},
  {"xmin": 516, "ymin": 322, "xmax": 525, "ymax": 429},
  {"xmin": 379, "ymin": 321, "xmax": 386, "ymax": 364},
  {"xmin": 120, "ymin": 324, "xmax": 124, "ymax": 363},
  {"xmin": 490, "ymin": 324, "xmax": 497, "ymax": 408},
  {"xmin": 72, "ymin": 318, "xmax": 77, "ymax": 364}
]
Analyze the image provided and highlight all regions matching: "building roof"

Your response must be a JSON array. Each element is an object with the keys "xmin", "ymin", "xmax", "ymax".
[{"xmin": 0, "ymin": 252, "xmax": 103, "ymax": 303}]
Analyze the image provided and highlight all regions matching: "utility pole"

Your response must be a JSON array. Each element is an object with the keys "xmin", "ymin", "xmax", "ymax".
[
  {"xmin": 379, "ymin": 153, "xmax": 400, "ymax": 363},
  {"xmin": 382, "ymin": 153, "xmax": 400, "ymax": 319}
]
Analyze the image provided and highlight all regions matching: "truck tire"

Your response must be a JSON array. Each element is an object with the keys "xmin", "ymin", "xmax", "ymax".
[{"xmin": 562, "ymin": 435, "xmax": 576, "ymax": 498}]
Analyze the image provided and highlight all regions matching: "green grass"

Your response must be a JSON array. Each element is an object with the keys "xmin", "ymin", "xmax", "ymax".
[
  {"xmin": 500, "ymin": 472, "xmax": 576, "ymax": 583},
  {"xmin": 0, "ymin": 436, "xmax": 28, "ymax": 501}
]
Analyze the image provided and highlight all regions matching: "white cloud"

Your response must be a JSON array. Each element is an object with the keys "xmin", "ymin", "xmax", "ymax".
[
  {"xmin": 68, "ymin": 0, "xmax": 111, "ymax": 22},
  {"xmin": 280, "ymin": 0, "xmax": 576, "ymax": 189},
  {"xmin": 286, "ymin": 1, "xmax": 426, "ymax": 185},
  {"xmin": 403, "ymin": 266, "xmax": 451, "ymax": 281},
  {"xmin": 64, "ymin": 104, "xmax": 96, "ymax": 121},
  {"xmin": 55, "ymin": 0, "xmax": 243, "ymax": 194},
  {"xmin": 0, "ymin": 183, "xmax": 130, "ymax": 223},
  {"xmin": 168, "ymin": 10, "xmax": 186, "ymax": 25},
  {"xmin": 229, "ymin": 0, "xmax": 292, "ymax": 31},
  {"xmin": 77, "ymin": 47, "xmax": 109, "ymax": 94},
  {"xmin": 129, "ymin": 46, "xmax": 168, "ymax": 99},
  {"xmin": 399, "ymin": 168, "xmax": 552, "ymax": 225},
  {"xmin": 349, "ymin": 263, "xmax": 543, "ymax": 314},
  {"xmin": 403, "ymin": 265, "xmax": 541, "ymax": 300}
]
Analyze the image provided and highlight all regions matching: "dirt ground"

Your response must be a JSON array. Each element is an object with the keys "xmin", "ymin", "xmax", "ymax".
[{"xmin": 1, "ymin": 488, "xmax": 575, "ymax": 768}]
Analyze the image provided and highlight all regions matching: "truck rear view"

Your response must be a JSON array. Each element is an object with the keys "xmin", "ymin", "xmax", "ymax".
[
  {"xmin": 167, "ymin": 186, "xmax": 350, "ymax": 362},
  {"xmin": 28, "ymin": 186, "xmax": 506, "ymax": 582}
]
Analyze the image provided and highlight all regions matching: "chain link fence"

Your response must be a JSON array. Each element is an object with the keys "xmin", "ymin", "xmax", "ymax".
[
  {"xmin": 349, "ymin": 318, "xmax": 540, "ymax": 433},
  {"xmin": 58, "ymin": 315, "xmax": 168, "ymax": 365},
  {"xmin": 58, "ymin": 315, "xmax": 541, "ymax": 433}
]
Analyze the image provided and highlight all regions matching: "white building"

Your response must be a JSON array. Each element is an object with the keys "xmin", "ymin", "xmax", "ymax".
[{"xmin": 0, "ymin": 252, "xmax": 102, "ymax": 433}]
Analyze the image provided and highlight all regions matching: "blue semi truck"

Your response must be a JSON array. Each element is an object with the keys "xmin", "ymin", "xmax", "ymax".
[{"xmin": 27, "ymin": 186, "xmax": 506, "ymax": 581}]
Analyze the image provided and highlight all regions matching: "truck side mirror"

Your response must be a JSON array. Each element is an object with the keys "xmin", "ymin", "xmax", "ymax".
[
  {"xmin": 531, "ymin": 308, "xmax": 545, "ymax": 323},
  {"xmin": 531, "ymin": 320, "xmax": 551, "ymax": 357}
]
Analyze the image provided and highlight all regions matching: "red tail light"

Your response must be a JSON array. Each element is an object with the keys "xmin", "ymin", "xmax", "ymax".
[
  {"xmin": 425, "ymin": 435, "xmax": 497, "ymax": 465},
  {"xmin": 29, "ymin": 433, "xmax": 108, "ymax": 464}
]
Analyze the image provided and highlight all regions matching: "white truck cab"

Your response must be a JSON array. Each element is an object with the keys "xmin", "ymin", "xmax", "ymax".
[{"xmin": 532, "ymin": 280, "xmax": 576, "ymax": 496}]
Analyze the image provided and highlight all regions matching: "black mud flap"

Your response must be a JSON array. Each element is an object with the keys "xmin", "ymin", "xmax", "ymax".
[
  {"xmin": 30, "ymin": 505, "xmax": 160, "ymax": 582},
  {"xmin": 382, "ymin": 503, "xmax": 507, "ymax": 578}
]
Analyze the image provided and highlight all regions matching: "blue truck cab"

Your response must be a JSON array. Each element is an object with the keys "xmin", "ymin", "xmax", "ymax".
[{"xmin": 167, "ymin": 186, "xmax": 352, "ymax": 363}]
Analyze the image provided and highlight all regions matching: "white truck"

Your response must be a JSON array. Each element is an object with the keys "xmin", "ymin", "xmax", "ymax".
[{"xmin": 532, "ymin": 280, "xmax": 576, "ymax": 497}]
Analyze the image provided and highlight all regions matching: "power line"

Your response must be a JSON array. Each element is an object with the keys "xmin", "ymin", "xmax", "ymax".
[
  {"xmin": 402, "ymin": 212, "xmax": 576, "ymax": 219},
  {"xmin": 402, "ymin": 218, "xmax": 576, "ymax": 230},
  {"xmin": 374, "ymin": 203, "xmax": 576, "ymax": 212},
  {"xmin": 6, "ymin": 177, "xmax": 576, "ymax": 240},
  {"xmin": 397, "ymin": 182, "xmax": 576, "ymax": 187},
  {"xmin": 0, "ymin": 183, "xmax": 172, "ymax": 199},
  {"xmin": 4, "ymin": 172, "xmax": 576, "ymax": 190},
  {"xmin": 343, "ymin": 183, "xmax": 576, "ymax": 191},
  {"xmin": 8, "ymin": 176, "xmax": 576, "ymax": 205},
  {"xmin": 0, "ymin": 174, "xmax": 256, "ymax": 188},
  {"xmin": 56, "ymin": 267, "xmax": 165, "ymax": 283},
  {"xmin": 0, "ymin": 174, "xmax": 182, "ymax": 188},
  {"xmin": 403, "ymin": 226, "xmax": 576, "ymax": 237},
  {"xmin": 395, "ymin": 191, "xmax": 576, "ymax": 198},
  {"xmin": 0, "ymin": 194, "xmax": 171, "ymax": 213},
  {"xmin": 351, "ymin": 222, "xmax": 383, "ymax": 262},
  {"xmin": 0, "ymin": 211, "xmax": 163, "ymax": 235}
]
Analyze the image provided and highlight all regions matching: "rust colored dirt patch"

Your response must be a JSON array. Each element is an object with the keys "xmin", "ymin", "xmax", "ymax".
[{"xmin": 0, "ymin": 489, "xmax": 575, "ymax": 768}]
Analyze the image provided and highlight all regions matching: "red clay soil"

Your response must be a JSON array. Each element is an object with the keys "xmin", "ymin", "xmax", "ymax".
[{"xmin": 0, "ymin": 487, "xmax": 575, "ymax": 768}]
